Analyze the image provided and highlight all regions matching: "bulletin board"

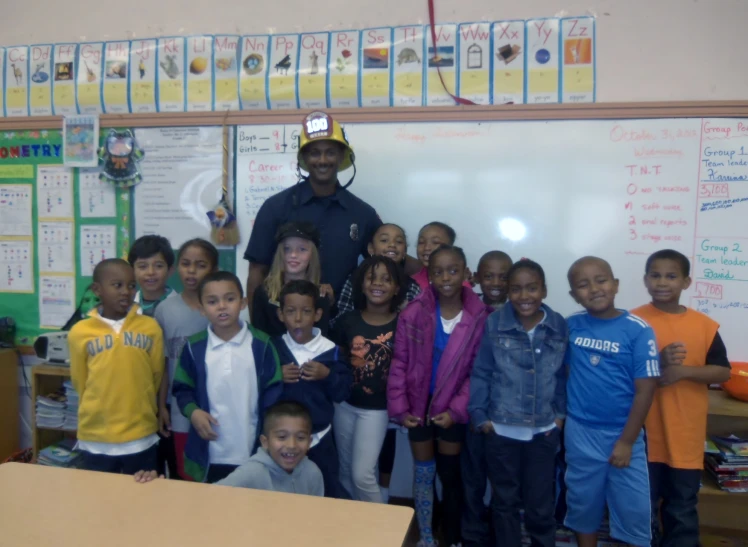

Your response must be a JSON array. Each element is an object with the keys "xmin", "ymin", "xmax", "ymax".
[
  {"xmin": 0, "ymin": 129, "xmax": 128, "ymax": 344},
  {"xmin": 0, "ymin": 126, "xmax": 234, "ymax": 346}
]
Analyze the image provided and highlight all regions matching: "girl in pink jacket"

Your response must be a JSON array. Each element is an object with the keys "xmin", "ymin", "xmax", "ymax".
[{"xmin": 388, "ymin": 245, "xmax": 491, "ymax": 547}]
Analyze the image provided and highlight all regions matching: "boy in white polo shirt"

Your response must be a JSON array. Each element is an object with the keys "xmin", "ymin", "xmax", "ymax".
[
  {"xmin": 274, "ymin": 279, "xmax": 352, "ymax": 498},
  {"xmin": 172, "ymin": 271, "xmax": 282, "ymax": 483}
]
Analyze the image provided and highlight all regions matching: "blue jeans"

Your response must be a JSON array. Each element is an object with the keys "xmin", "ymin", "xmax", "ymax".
[
  {"xmin": 649, "ymin": 462, "xmax": 701, "ymax": 547},
  {"xmin": 82, "ymin": 444, "xmax": 158, "ymax": 475},
  {"xmin": 461, "ymin": 426, "xmax": 491, "ymax": 547},
  {"xmin": 486, "ymin": 428, "xmax": 560, "ymax": 547}
]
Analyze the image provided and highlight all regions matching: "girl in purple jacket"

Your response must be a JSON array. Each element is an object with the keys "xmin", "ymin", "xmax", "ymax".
[{"xmin": 388, "ymin": 245, "xmax": 491, "ymax": 547}]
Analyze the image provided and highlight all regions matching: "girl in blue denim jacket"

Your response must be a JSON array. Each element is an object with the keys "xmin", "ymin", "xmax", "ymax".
[{"xmin": 468, "ymin": 259, "xmax": 568, "ymax": 547}]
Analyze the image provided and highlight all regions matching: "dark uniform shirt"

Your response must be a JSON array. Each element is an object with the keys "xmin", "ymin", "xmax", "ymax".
[{"xmin": 243, "ymin": 180, "xmax": 381, "ymax": 295}]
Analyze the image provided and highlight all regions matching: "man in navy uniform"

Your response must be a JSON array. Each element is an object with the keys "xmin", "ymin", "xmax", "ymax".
[{"xmin": 244, "ymin": 111, "xmax": 382, "ymax": 316}]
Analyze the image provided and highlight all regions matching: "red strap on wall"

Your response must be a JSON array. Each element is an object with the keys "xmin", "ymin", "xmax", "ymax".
[
  {"xmin": 427, "ymin": 0, "xmax": 513, "ymax": 106},
  {"xmin": 427, "ymin": 0, "xmax": 476, "ymax": 106}
]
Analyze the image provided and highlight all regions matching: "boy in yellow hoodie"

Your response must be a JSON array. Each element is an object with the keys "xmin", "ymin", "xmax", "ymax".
[{"xmin": 69, "ymin": 258, "xmax": 165, "ymax": 474}]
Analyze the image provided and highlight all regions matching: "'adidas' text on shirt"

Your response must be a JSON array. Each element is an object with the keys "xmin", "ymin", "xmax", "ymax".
[{"xmin": 573, "ymin": 337, "xmax": 621, "ymax": 353}]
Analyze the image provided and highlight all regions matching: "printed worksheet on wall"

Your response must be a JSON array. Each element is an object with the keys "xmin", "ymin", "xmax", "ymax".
[
  {"xmin": 39, "ymin": 276, "xmax": 75, "ymax": 328},
  {"xmin": 0, "ymin": 184, "xmax": 32, "ymax": 236},
  {"xmin": 79, "ymin": 168, "xmax": 116, "ymax": 218},
  {"xmin": 38, "ymin": 221, "xmax": 74, "ymax": 274},
  {"xmin": 80, "ymin": 225, "xmax": 116, "ymax": 277},
  {"xmin": 37, "ymin": 166, "xmax": 74, "ymax": 219},
  {"xmin": 0, "ymin": 240, "xmax": 33, "ymax": 293}
]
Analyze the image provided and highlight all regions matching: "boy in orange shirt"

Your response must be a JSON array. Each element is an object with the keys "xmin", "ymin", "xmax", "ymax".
[{"xmin": 632, "ymin": 249, "xmax": 731, "ymax": 547}]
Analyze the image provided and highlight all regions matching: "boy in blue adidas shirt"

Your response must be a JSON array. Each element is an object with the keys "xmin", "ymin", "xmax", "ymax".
[{"xmin": 565, "ymin": 257, "xmax": 660, "ymax": 547}]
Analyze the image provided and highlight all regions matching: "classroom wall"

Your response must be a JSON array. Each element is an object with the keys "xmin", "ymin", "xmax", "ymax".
[{"xmin": 3, "ymin": 0, "xmax": 748, "ymax": 102}]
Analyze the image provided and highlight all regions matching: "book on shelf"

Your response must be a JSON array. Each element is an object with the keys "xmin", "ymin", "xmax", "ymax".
[{"xmin": 37, "ymin": 438, "xmax": 82, "ymax": 468}]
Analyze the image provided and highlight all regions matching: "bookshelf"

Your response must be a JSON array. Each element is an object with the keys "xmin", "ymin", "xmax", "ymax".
[
  {"xmin": 698, "ymin": 390, "xmax": 748, "ymax": 538},
  {"xmin": 30, "ymin": 364, "xmax": 74, "ymax": 461}
]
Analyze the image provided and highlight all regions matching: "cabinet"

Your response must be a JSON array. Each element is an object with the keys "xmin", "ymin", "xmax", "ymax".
[
  {"xmin": 699, "ymin": 390, "xmax": 748, "ymax": 537},
  {"xmin": 0, "ymin": 349, "xmax": 20, "ymax": 461}
]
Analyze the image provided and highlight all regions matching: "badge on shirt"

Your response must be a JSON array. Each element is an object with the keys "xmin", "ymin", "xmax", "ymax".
[
  {"xmin": 350, "ymin": 223, "xmax": 359, "ymax": 241},
  {"xmin": 589, "ymin": 354, "xmax": 601, "ymax": 366}
]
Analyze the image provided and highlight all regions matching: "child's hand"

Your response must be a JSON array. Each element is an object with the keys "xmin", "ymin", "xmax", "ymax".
[
  {"xmin": 282, "ymin": 363, "xmax": 301, "ymax": 383},
  {"xmin": 403, "ymin": 415, "xmax": 422, "ymax": 428},
  {"xmin": 659, "ymin": 364, "xmax": 686, "ymax": 387},
  {"xmin": 158, "ymin": 406, "xmax": 171, "ymax": 437},
  {"xmin": 431, "ymin": 412, "xmax": 454, "ymax": 429},
  {"xmin": 191, "ymin": 409, "xmax": 219, "ymax": 441},
  {"xmin": 660, "ymin": 342, "xmax": 686, "ymax": 368},
  {"xmin": 609, "ymin": 439, "xmax": 633, "ymax": 468},
  {"xmin": 301, "ymin": 360, "xmax": 330, "ymax": 381},
  {"xmin": 479, "ymin": 422, "xmax": 494, "ymax": 434},
  {"xmin": 552, "ymin": 418, "xmax": 565, "ymax": 431},
  {"xmin": 320, "ymin": 283, "xmax": 335, "ymax": 305},
  {"xmin": 134, "ymin": 470, "xmax": 162, "ymax": 483}
]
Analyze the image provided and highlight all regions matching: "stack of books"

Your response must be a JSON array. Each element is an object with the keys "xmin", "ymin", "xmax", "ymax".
[
  {"xmin": 705, "ymin": 436, "xmax": 748, "ymax": 493},
  {"xmin": 37, "ymin": 438, "xmax": 82, "ymax": 468},
  {"xmin": 35, "ymin": 391, "xmax": 66, "ymax": 429},
  {"xmin": 62, "ymin": 380, "xmax": 79, "ymax": 431}
]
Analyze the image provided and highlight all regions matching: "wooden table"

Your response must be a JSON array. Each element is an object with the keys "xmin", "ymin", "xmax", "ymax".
[{"xmin": 0, "ymin": 463, "xmax": 414, "ymax": 546}]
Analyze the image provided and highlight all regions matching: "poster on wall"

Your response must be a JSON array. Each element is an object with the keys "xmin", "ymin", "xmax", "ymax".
[
  {"xmin": 186, "ymin": 35, "xmax": 214, "ymax": 112},
  {"xmin": 52, "ymin": 44, "xmax": 78, "ymax": 115},
  {"xmin": 425, "ymin": 24, "xmax": 458, "ymax": 106},
  {"xmin": 392, "ymin": 25, "xmax": 424, "ymax": 107},
  {"xmin": 134, "ymin": 127, "xmax": 226, "ymax": 248},
  {"xmin": 29, "ymin": 44, "xmax": 54, "ymax": 116},
  {"xmin": 213, "ymin": 35, "xmax": 240, "ymax": 111},
  {"xmin": 297, "ymin": 32, "xmax": 329, "ymax": 109},
  {"xmin": 0, "ymin": 48, "xmax": 4, "ymax": 116},
  {"xmin": 63, "ymin": 115, "xmax": 99, "ymax": 168},
  {"xmin": 103, "ymin": 41, "xmax": 130, "ymax": 113},
  {"xmin": 492, "ymin": 20, "xmax": 526, "ymax": 105},
  {"xmin": 76, "ymin": 42, "xmax": 104, "ymax": 114},
  {"xmin": 267, "ymin": 34, "xmax": 299, "ymax": 110},
  {"xmin": 359, "ymin": 28, "xmax": 392, "ymax": 107},
  {"xmin": 156, "ymin": 37, "xmax": 186, "ymax": 112},
  {"xmin": 525, "ymin": 18, "xmax": 560, "ymax": 104},
  {"xmin": 129, "ymin": 39, "xmax": 157, "ymax": 113},
  {"xmin": 457, "ymin": 23, "xmax": 491, "ymax": 105},
  {"xmin": 239, "ymin": 35, "xmax": 270, "ymax": 110},
  {"xmin": 561, "ymin": 16, "xmax": 595, "ymax": 103},
  {"xmin": 328, "ymin": 30, "xmax": 360, "ymax": 108},
  {"xmin": 5, "ymin": 46, "xmax": 29, "ymax": 117}
]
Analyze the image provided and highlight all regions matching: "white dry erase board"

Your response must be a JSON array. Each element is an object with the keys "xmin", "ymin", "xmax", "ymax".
[{"xmin": 235, "ymin": 117, "xmax": 748, "ymax": 361}]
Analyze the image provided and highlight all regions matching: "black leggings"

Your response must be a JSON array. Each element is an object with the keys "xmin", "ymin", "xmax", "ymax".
[
  {"xmin": 436, "ymin": 451, "xmax": 464, "ymax": 546},
  {"xmin": 378, "ymin": 428, "xmax": 397, "ymax": 475}
]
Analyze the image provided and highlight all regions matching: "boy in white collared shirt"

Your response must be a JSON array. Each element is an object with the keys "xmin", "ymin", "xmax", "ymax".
[
  {"xmin": 172, "ymin": 272, "xmax": 282, "ymax": 483},
  {"xmin": 274, "ymin": 279, "xmax": 352, "ymax": 498}
]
